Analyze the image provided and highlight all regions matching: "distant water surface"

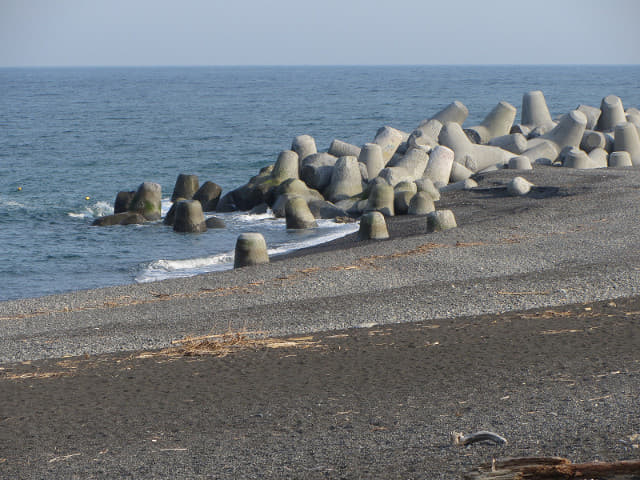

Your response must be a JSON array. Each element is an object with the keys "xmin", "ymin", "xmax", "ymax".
[{"xmin": 1, "ymin": 65, "xmax": 639, "ymax": 301}]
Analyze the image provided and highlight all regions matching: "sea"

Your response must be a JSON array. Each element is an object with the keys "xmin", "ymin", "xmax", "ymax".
[{"xmin": 1, "ymin": 65, "xmax": 639, "ymax": 301}]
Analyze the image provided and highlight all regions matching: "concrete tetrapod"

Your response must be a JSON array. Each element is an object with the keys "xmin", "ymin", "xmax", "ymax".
[
  {"xmin": 291, "ymin": 134, "xmax": 317, "ymax": 165},
  {"xmin": 234, "ymin": 233, "xmax": 269, "ymax": 268},
  {"xmin": 614, "ymin": 122, "xmax": 640, "ymax": 166},
  {"xmin": 524, "ymin": 110, "xmax": 588, "ymax": 162},
  {"xmin": 430, "ymin": 100, "xmax": 469, "ymax": 125},
  {"xmin": 426, "ymin": 210, "xmax": 457, "ymax": 232},
  {"xmin": 373, "ymin": 126, "xmax": 407, "ymax": 163},
  {"xmin": 324, "ymin": 156, "xmax": 363, "ymax": 203},
  {"xmin": 596, "ymin": 95, "xmax": 626, "ymax": 132},
  {"xmin": 300, "ymin": 153, "xmax": 338, "ymax": 192},
  {"xmin": 464, "ymin": 101, "xmax": 517, "ymax": 144},
  {"xmin": 285, "ymin": 196, "xmax": 318, "ymax": 230},
  {"xmin": 378, "ymin": 148, "xmax": 429, "ymax": 186},
  {"xmin": 423, "ymin": 145, "xmax": 454, "ymax": 187},
  {"xmin": 130, "ymin": 182, "xmax": 162, "ymax": 221},
  {"xmin": 271, "ymin": 150, "xmax": 299, "ymax": 181},
  {"xmin": 577, "ymin": 104, "xmax": 602, "ymax": 130},
  {"xmin": 173, "ymin": 200, "xmax": 207, "ymax": 233},
  {"xmin": 328, "ymin": 139, "xmax": 361, "ymax": 158},
  {"xmin": 407, "ymin": 191, "xmax": 435, "ymax": 215},
  {"xmin": 519, "ymin": 90, "xmax": 555, "ymax": 134},
  {"xmin": 171, "ymin": 174, "xmax": 199, "ymax": 203},
  {"xmin": 488, "ymin": 133, "xmax": 528, "ymax": 154},
  {"xmin": 358, "ymin": 211, "xmax": 389, "ymax": 240},
  {"xmin": 415, "ymin": 177, "xmax": 441, "ymax": 201},
  {"xmin": 439, "ymin": 122, "xmax": 511, "ymax": 172},
  {"xmin": 393, "ymin": 181, "xmax": 418, "ymax": 215},
  {"xmin": 609, "ymin": 151, "xmax": 633, "ymax": 167},
  {"xmin": 193, "ymin": 181, "xmax": 223, "ymax": 212},
  {"xmin": 408, "ymin": 119, "xmax": 443, "ymax": 150},
  {"xmin": 358, "ymin": 143, "xmax": 385, "ymax": 180},
  {"xmin": 365, "ymin": 181, "xmax": 395, "ymax": 217},
  {"xmin": 508, "ymin": 155, "xmax": 532, "ymax": 170}
]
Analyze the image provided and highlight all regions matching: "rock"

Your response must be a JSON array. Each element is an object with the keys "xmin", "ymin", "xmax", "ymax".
[
  {"xmin": 609, "ymin": 151, "xmax": 633, "ymax": 167},
  {"xmin": 506, "ymin": 176, "xmax": 533, "ymax": 196},
  {"xmin": 92, "ymin": 212, "xmax": 146, "ymax": 226},
  {"xmin": 285, "ymin": 196, "xmax": 318, "ymax": 229},
  {"xmin": 171, "ymin": 174, "xmax": 199, "ymax": 202},
  {"xmin": 358, "ymin": 143, "xmax": 385, "ymax": 180},
  {"xmin": 614, "ymin": 122, "xmax": 640, "ymax": 165},
  {"xmin": 114, "ymin": 191, "xmax": 135, "ymax": 214},
  {"xmin": 324, "ymin": 156, "xmax": 363, "ymax": 203},
  {"xmin": 358, "ymin": 211, "xmax": 389, "ymax": 240},
  {"xmin": 373, "ymin": 126, "xmax": 407, "ymax": 163},
  {"xmin": 234, "ymin": 233, "xmax": 269, "ymax": 268},
  {"xmin": 596, "ymin": 95, "xmax": 626, "ymax": 132},
  {"xmin": 130, "ymin": 182, "xmax": 162, "ymax": 221},
  {"xmin": 423, "ymin": 145, "xmax": 454, "ymax": 187},
  {"xmin": 365, "ymin": 181, "xmax": 395, "ymax": 216},
  {"xmin": 300, "ymin": 153, "xmax": 338, "ymax": 192},
  {"xmin": 464, "ymin": 101, "xmax": 517, "ymax": 144},
  {"xmin": 508, "ymin": 155, "xmax": 533, "ymax": 170},
  {"xmin": 272, "ymin": 150, "xmax": 299, "ymax": 181},
  {"xmin": 193, "ymin": 181, "xmax": 222, "ymax": 211},
  {"xmin": 328, "ymin": 139, "xmax": 361, "ymax": 158},
  {"xmin": 408, "ymin": 191, "xmax": 435, "ymax": 215},
  {"xmin": 426, "ymin": 210, "xmax": 457, "ymax": 232},
  {"xmin": 173, "ymin": 200, "xmax": 207, "ymax": 233},
  {"xmin": 205, "ymin": 216, "xmax": 226, "ymax": 229},
  {"xmin": 291, "ymin": 134, "xmax": 317, "ymax": 164}
]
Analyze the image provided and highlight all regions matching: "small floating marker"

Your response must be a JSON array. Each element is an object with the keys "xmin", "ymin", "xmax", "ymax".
[
  {"xmin": 17, "ymin": 186, "xmax": 22, "ymax": 191},
  {"xmin": 85, "ymin": 196, "xmax": 91, "ymax": 201}
]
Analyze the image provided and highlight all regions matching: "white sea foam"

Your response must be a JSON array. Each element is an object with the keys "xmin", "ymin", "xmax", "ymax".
[
  {"xmin": 135, "ymin": 220, "xmax": 359, "ymax": 284},
  {"xmin": 68, "ymin": 201, "xmax": 114, "ymax": 219}
]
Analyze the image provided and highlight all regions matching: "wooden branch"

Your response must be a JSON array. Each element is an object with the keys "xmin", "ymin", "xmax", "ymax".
[{"xmin": 465, "ymin": 457, "xmax": 640, "ymax": 480}]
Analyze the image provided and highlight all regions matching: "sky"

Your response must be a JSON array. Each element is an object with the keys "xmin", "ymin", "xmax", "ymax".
[{"xmin": 1, "ymin": 0, "xmax": 639, "ymax": 67}]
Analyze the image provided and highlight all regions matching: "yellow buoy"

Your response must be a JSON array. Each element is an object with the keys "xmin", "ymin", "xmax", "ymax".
[
  {"xmin": 17, "ymin": 186, "xmax": 22, "ymax": 191},
  {"xmin": 85, "ymin": 196, "xmax": 91, "ymax": 201}
]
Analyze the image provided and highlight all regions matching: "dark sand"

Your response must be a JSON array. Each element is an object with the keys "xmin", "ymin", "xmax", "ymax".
[{"xmin": 1, "ymin": 166, "xmax": 640, "ymax": 478}]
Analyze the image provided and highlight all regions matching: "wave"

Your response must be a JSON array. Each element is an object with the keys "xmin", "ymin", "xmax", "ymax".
[
  {"xmin": 135, "ymin": 220, "xmax": 359, "ymax": 284},
  {"xmin": 67, "ymin": 201, "xmax": 114, "ymax": 219}
]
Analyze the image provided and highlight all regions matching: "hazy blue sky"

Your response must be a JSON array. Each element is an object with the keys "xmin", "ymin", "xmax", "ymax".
[{"xmin": 1, "ymin": 0, "xmax": 639, "ymax": 66}]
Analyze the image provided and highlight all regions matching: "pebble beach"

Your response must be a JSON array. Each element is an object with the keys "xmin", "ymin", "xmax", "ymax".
[{"xmin": 1, "ymin": 165, "xmax": 640, "ymax": 478}]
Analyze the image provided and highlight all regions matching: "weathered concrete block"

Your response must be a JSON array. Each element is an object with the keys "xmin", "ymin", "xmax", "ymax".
[
  {"xmin": 272, "ymin": 150, "xmax": 299, "ymax": 181},
  {"xmin": 430, "ymin": 100, "xmax": 469, "ymax": 125},
  {"xmin": 92, "ymin": 212, "xmax": 146, "ymax": 226},
  {"xmin": 521, "ymin": 90, "xmax": 554, "ymax": 129},
  {"xmin": 291, "ymin": 134, "xmax": 317, "ymax": 164},
  {"xmin": 193, "ymin": 181, "xmax": 222, "ymax": 212},
  {"xmin": 205, "ymin": 217, "xmax": 226, "ymax": 229},
  {"xmin": 324, "ymin": 156, "xmax": 363, "ymax": 203},
  {"xmin": 614, "ymin": 122, "xmax": 640, "ymax": 166},
  {"xmin": 609, "ymin": 151, "xmax": 633, "ymax": 167},
  {"xmin": 306, "ymin": 199, "xmax": 348, "ymax": 219},
  {"xmin": 423, "ymin": 145, "xmax": 454, "ymax": 187},
  {"xmin": 300, "ymin": 153, "xmax": 338, "ymax": 192},
  {"xmin": 285, "ymin": 196, "xmax": 318, "ymax": 229},
  {"xmin": 465, "ymin": 101, "xmax": 517, "ymax": 144},
  {"xmin": 506, "ymin": 176, "xmax": 533, "ymax": 196},
  {"xmin": 587, "ymin": 148, "xmax": 608, "ymax": 168},
  {"xmin": 449, "ymin": 160, "xmax": 474, "ymax": 183},
  {"xmin": 426, "ymin": 210, "xmax": 457, "ymax": 232},
  {"xmin": 563, "ymin": 148, "xmax": 598, "ymax": 169},
  {"xmin": 508, "ymin": 155, "xmax": 533, "ymax": 170},
  {"xmin": 408, "ymin": 191, "xmax": 435, "ymax": 215},
  {"xmin": 409, "ymin": 119, "xmax": 443, "ymax": 150},
  {"xmin": 440, "ymin": 178, "xmax": 478, "ymax": 193},
  {"xmin": 580, "ymin": 130, "xmax": 607, "ymax": 153},
  {"xmin": 114, "ymin": 190, "xmax": 135, "ymax": 214},
  {"xmin": 328, "ymin": 139, "xmax": 361, "ymax": 158},
  {"xmin": 596, "ymin": 95, "xmax": 626, "ymax": 132},
  {"xmin": 365, "ymin": 182, "xmax": 395, "ymax": 216},
  {"xmin": 173, "ymin": 200, "xmax": 207, "ymax": 233},
  {"xmin": 234, "ymin": 233, "xmax": 269, "ymax": 268},
  {"xmin": 358, "ymin": 211, "xmax": 389, "ymax": 240},
  {"xmin": 393, "ymin": 183, "xmax": 416, "ymax": 216},
  {"xmin": 130, "ymin": 182, "xmax": 162, "ymax": 221},
  {"xmin": 439, "ymin": 122, "xmax": 511, "ymax": 172},
  {"xmin": 358, "ymin": 143, "xmax": 385, "ymax": 180},
  {"xmin": 577, "ymin": 104, "xmax": 601, "ymax": 130},
  {"xmin": 488, "ymin": 133, "xmax": 528, "ymax": 154},
  {"xmin": 415, "ymin": 177, "xmax": 441, "ymax": 201},
  {"xmin": 373, "ymin": 126, "xmax": 407, "ymax": 163},
  {"xmin": 171, "ymin": 174, "xmax": 199, "ymax": 202},
  {"xmin": 521, "ymin": 139, "xmax": 559, "ymax": 164}
]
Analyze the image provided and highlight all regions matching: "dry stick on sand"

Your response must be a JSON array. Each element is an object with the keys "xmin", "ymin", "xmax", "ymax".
[{"xmin": 465, "ymin": 457, "xmax": 640, "ymax": 480}]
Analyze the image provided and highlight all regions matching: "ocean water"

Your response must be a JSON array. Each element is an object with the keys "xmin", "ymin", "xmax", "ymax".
[{"xmin": 1, "ymin": 65, "xmax": 639, "ymax": 301}]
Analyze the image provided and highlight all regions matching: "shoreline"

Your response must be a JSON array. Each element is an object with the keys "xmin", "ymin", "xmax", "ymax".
[
  {"xmin": 1, "ymin": 165, "xmax": 640, "ymax": 477},
  {"xmin": 2, "ymin": 166, "xmax": 640, "ymax": 363}
]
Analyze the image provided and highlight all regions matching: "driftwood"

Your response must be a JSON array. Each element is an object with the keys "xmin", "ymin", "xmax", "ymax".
[{"xmin": 465, "ymin": 457, "xmax": 640, "ymax": 480}]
